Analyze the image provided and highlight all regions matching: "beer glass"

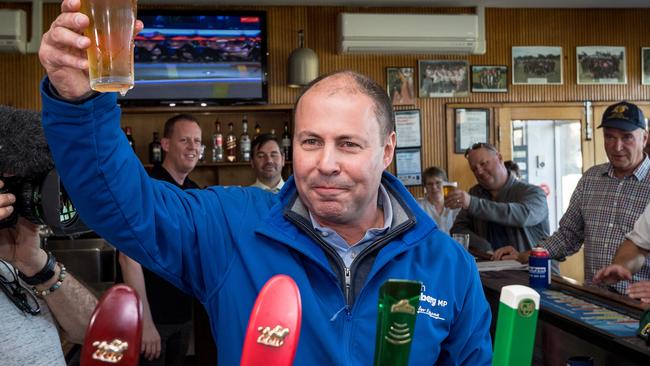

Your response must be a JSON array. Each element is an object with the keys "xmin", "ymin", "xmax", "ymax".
[
  {"xmin": 452, "ymin": 233, "xmax": 470, "ymax": 251},
  {"xmin": 80, "ymin": 0, "xmax": 137, "ymax": 95},
  {"xmin": 442, "ymin": 181, "xmax": 458, "ymax": 199}
]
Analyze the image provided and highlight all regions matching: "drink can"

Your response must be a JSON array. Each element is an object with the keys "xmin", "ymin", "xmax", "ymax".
[{"xmin": 529, "ymin": 247, "xmax": 550, "ymax": 289}]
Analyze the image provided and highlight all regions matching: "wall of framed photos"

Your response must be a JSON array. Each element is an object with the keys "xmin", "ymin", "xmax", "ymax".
[{"xmin": 3, "ymin": 4, "xmax": 650, "ymax": 197}]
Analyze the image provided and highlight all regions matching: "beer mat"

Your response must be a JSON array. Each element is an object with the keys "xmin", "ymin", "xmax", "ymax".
[
  {"xmin": 476, "ymin": 260, "xmax": 528, "ymax": 272},
  {"xmin": 539, "ymin": 289, "xmax": 639, "ymax": 337}
]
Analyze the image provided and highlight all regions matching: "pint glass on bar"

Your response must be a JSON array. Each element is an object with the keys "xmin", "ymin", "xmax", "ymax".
[
  {"xmin": 442, "ymin": 181, "xmax": 458, "ymax": 198},
  {"xmin": 80, "ymin": 0, "xmax": 137, "ymax": 95}
]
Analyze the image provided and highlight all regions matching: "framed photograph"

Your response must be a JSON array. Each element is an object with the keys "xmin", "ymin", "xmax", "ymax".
[
  {"xmin": 471, "ymin": 65, "xmax": 508, "ymax": 92},
  {"xmin": 387, "ymin": 67, "xmax": 416, "ymax": 105},
  {"xmin": 512, "ymin": 46, "xmax": 563, "ymax": 85},
  {"xmin": 418, "ymin": 60, "xmax": 469, "ymax": 98},
  {"xmin": 395, "ymin": 148, "xmax": 422, "ymax": 186},
  {"xmin": 455, "ymin": 108, "xmax": 489, "ymax": 154},
  {"xmin": 577, "ymin": 46, "xmax": 627, "ymax": 84},
  {"xmin": 394, "ymin": 109, "xmax": 421, "ymax": 148},
  {"xmin": 642, "ymin": 48, "xmax": 650, "ymax": 85}
]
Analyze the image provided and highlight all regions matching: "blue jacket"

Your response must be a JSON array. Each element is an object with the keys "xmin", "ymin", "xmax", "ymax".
[{"xmin": 41, "ymin": 81, "xmax": 492, "ymax": 365}]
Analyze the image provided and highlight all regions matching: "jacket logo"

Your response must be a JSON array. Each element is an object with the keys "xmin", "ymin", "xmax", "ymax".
[
  {"xmin": 391, "ymin": 299, "xmax": 416, "ymax": 314},
  {"xmin": 608, "ymin": 104, "xmax": 629, "ymax": 120},
  {"xmin": 257, "ymin": 325, "xmax": 290, "ymax": 347},
  {"xmin": 91, "ymin": 339, "xmax": 128, "ymax": 363}
]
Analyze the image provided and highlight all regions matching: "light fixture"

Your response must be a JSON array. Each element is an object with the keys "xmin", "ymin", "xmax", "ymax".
[{"xmin": 287, "ymin": 30, "xmax": 319, "ymax": 88}]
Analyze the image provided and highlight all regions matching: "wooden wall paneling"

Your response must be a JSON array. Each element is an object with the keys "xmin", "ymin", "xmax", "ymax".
[{"xmin": 4, "ymin": 5, "xmax": 650, "ymax": 193}]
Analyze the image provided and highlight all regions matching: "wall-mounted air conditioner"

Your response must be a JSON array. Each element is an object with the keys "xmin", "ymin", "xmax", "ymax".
[
  {"xmin": 338, "ymin": 11, "xmax": 486, "ymax": 55},
  {"xmin": 0, "ymin": 9, "xmax": 27, "ymax": 53}
]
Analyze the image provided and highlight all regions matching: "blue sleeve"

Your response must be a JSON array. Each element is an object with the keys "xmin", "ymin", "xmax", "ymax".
[
  {"xmin": 40, "ymin": 78, "xmax": 230, "ymax": 302},
  {"xmin": 437, "ymin": 261, "xmax": 493, "ymax": 366}
]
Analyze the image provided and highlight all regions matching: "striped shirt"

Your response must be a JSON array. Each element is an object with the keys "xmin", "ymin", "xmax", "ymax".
[{"xmin": 541, "ymin": 157, "xmax": 650, "ymax": 294}]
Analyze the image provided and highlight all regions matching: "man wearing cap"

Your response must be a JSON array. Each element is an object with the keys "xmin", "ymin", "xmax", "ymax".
[{"xmin": 494, "ymin": 101, "xmax": 650, "ymax": 295}]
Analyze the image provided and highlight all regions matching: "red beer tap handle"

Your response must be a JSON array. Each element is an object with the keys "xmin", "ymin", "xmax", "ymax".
[
  {"xmin": 81, "ymin": 284, "xmax": 143, "ymax": 366},
  {"xmin": 240, "ymin": 275, "xmax": 302, "ymax": 366}
]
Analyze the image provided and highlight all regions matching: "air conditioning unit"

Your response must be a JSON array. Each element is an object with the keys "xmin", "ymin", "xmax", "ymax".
[
  {"xmin": 338, "ymin": 12, "xmax": 486, "ymax": 55},
  {"xmin": 0, "ymin": 9, "xmax": 27, "ymax": 53}
]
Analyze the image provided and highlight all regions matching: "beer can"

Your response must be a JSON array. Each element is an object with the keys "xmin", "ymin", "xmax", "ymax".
[{"xmin": 529, "ymin": 247, "xmax": 551, "ymax": 289}]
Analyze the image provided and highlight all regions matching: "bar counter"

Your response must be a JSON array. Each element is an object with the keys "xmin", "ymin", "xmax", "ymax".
[{"xmin": 480, "ymin": 268, "xmax": 650, "ymax": 365}]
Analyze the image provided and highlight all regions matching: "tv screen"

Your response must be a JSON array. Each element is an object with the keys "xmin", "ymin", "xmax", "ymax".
[{"xmin": 119, "ymin": 10, "xmax": 268, "ymax": 106}]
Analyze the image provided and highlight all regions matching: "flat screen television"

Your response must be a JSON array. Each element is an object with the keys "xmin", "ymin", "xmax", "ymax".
[{"xmin": 119, "ymin": 10, "xmax": 268, "ymax": 106}]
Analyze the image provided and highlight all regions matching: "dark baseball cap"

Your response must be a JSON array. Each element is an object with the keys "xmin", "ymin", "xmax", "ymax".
[{"xmin": 598, "ymin": 101, "xmax": 647, "ymax": 132}]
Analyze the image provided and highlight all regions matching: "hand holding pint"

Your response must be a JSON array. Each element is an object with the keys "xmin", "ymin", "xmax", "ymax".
[{"xmin": 80, "ymin": 0, "xmax": 137, "ymax": 95}]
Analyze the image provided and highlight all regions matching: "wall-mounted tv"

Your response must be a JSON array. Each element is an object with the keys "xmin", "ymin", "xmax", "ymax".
[{"xmin": 119, "ymin": 10, "xmax": 268, "ymax": 106}]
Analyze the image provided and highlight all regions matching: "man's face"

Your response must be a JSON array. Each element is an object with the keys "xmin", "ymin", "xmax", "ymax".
[
  {"xmin": 467, "ymin": 148, "xmax": 508, "ymax": 192},
  {"xmin": 603, "ymin": 127, "xmax": 648, "ymax": 176},
  {"xmin": 161, "ymin": 120, "xmax": 202, "ymax": 175},
  {"xmin": 293, "ymin": 79, "xmax": 395, "ymax": 226},
  {"xmin": 423, "ymin": 175, "xmax": 444, "ymax": 202},
  {"xmin": 252, "ymin": 140, "xmax": 284, "ymax": 182}
]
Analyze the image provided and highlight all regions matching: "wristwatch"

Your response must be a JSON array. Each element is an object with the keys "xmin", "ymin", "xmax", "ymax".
[{"xmin": 18, "ymin": 251, "xmax": 57, "ymax": 286}]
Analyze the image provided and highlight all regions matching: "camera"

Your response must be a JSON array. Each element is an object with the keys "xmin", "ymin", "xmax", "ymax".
[
  {"xmin": 0, "ymin": 170, "xmax": 88, "ymax": 236},
  {"xmin": 0, "ymin": 105, "xmax": 89, "ymax": 236}
]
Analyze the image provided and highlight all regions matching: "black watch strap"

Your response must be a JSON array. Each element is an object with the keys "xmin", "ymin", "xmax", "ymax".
[{"xmin": 18, "ymin": 251, "xmax": 57, "ymax": 286}]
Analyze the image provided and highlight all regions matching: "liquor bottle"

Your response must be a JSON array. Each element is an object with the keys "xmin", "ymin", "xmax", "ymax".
[
  {"xmin": 199, "ymin": 144, "xmax": 206, "ymax": 163},
  {"xmin": 281, "ymin": 121, "xmax": 292, "ymax": 161},
  {"xmin": 212, "ymin": 120, "xmax": 224, "ymax": 162},
  {"xmin": 253, "ymin": 122, "xmax": 262, "ymax": 140},
  {"xmin": 270, "ymin": 128, "xmax": 277, "ymax": 139},
  {"xmin": 225, "ymin": 122, "xmax": 237, "ymax": 162},
  {"xmin": 148, "ymin": 131, "xmax": 162, "ymax": 165},
  {"xmin": 240, "ymin": 115, "xmax": 251, "ymax": 162},
  {"xmin": 125, "ymin": 126, "xmax": 135, "ymax": 151}
]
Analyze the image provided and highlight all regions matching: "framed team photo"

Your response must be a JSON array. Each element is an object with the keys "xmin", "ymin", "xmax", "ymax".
[
  {"xmin": 418, "ymin": 60, "xmax": 469, "ymax": 98},
  {"xmin": 642, "ymin": 48, "xmax": 650, "ymax": 85},
  {"xmin": 471, "ymin": 65, "xmax": 508, "ymax": 92},
  {"xmin": 512, "ymin": 46, "xmax": 563, "ymax": 85},
  {"xmin": 386, "ymin": 67, "xmax": 416, "ymax": 106},
  {"xmin": 577, "ymin": 46, "xmax": 627, "ymax": 84}
]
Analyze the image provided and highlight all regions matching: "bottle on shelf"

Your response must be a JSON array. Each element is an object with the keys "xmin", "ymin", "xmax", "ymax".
[
  {"xmin": 148, "ymin": 131, "xmax": 163, "ymax": 165},
  {"xmin": 253, "ymin": 122, "xmax": 261, "ymax": 141},
  {"xmin": 199, "ymin": 144, "xmax": 206, "ymax": 163},
  {"xmin": 270, "ymin": 128, "xmax": 277, "ymax": 139},
  {"xmin": 125, "ymin": 126, "xmax": 135, "ymax": 151},
  {"xmin": 281, "ymin": 121, "xmax": 292, "ymax": 161},
  {"xmin": 240, "ymin": 115, "xmax": 251, "ymax": 162},
  {"xmin": 212, "ymin": 120, "xmax": 224, "ymax": 162},
  {"xmin": 225, "ymin": 122, "xmax": 237, "ymax": 162}
]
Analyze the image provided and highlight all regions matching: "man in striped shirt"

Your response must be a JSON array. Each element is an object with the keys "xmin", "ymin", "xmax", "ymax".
[{"xmin": 494, "ymin": 101, "xmax": 650, "ymax": 295}]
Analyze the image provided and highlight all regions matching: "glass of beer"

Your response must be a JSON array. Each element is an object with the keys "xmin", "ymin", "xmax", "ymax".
[
  {"xmin": 80, "ymin": 0, "xmax": 137, "ymax": 95},
  {"xmin": 442, "ymin": 181, "xmax": 458, "ymax": 199}
]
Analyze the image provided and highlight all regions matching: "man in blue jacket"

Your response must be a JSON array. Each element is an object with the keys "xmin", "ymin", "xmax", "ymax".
[{"xmin": 37, "ymin": 1, "xmax": 492, "ymax": 364}]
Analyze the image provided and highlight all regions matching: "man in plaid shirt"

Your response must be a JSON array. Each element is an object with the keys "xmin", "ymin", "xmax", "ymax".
[{"xmin": 494, "ymin": 101, "xmax": 650, "ymax": 295}]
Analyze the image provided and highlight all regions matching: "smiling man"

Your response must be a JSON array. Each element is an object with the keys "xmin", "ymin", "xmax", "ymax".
[
  {"xmin": 37, "ymin": 5, "xmax": 492, "ymax": 363},
  {"xmin": 448, "ymin": 142, "xmax": 550, "ymax": 254},
  {"xmin": 493, "ymin": 101, "xmax": 650, "ymax": 295},
  {"xmin": 119, "ymin": 114, "xmax": 201, "ymax": 366}
]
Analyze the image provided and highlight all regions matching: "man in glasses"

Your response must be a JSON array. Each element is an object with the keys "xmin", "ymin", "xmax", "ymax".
[
  {"xmin": 448, "ymin": 142, "xmax": 550, "ymax": 254},
  {"xmin": 495, "ymin": 101, "xmax": 650, "ymax": 296},
  {"xmin": 0, "ymin": 106, "xmax": 97, "ymax": 365}
]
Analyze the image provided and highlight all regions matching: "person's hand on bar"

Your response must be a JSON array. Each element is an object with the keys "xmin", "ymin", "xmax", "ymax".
[
  {"xmin": 627, "ymin": 281, "xmax": 650, "ymax": 303},
  {"xmin": 593, "ymin": 264, "xmax": 633, "ymax": 284}
]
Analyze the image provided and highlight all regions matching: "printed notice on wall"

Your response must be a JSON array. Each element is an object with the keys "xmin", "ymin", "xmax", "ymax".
[
  {"xmin": 395, "ymin": 148, "xmax": 422, "ymax": 186},
  {"xmin": 395, "ymin": 110, "xmax": 421, "ymax": 148},
  {"xmin": 455, "ymin": 109, "xmax": 489, "ymax": 153}
]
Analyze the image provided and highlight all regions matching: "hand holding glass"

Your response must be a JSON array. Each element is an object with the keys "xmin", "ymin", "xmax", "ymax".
[{"xmin": 80, "ymin": 0, "xmax": 137, "ymax": 95}]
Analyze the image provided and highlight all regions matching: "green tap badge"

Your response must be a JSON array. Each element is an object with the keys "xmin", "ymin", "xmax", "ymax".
[{"xmin": 373, "ymin": 279, "xmax": 422, "ymax": 366}]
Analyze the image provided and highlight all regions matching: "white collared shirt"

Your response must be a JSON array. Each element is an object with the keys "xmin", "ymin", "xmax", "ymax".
[{"xmin": 250, "ymin": 178, "xmax": 285, "ymax": 193}]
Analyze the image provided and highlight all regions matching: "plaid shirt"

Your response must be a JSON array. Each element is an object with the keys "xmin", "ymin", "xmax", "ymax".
[{"xmin": 541, "ymin": 157, "xmax": 650, "ymax": 294}]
